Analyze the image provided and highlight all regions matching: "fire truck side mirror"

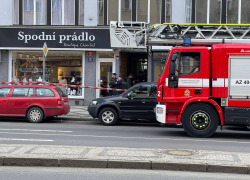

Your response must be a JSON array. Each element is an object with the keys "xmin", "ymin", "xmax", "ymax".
[
  {"xmin": 169, "ymin": 62, "xmax": 176, "ymax": 76},
  {"xmin": 170, "ymin": 53, "xmax": 177, "ymax": 61}
]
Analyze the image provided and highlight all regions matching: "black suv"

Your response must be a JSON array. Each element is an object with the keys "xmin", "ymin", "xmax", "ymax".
[{"xmin": 88, "ymin": 82, "xmax": 157, "ymax": 125}]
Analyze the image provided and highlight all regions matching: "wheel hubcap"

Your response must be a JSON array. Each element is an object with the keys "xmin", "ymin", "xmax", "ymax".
[
  {"xmin": 30, "ymin": 110, "xmax": 41, "ymax": 121},
  {"xmin": 191, "ymin": 111, "xmax": 210, "ymax": 130},
  {"xmin": 102, "ymin": 111, "xmax": 114, "ymax": 123}
]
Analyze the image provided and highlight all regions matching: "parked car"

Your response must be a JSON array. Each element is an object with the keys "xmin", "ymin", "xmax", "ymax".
[
  {"xmin": 88, "ymin": 82, "xmax": 157, "ymax": 125},
  {"xmin": 0, "ymin": 85, "xmax": 70, "ymax": 123}
]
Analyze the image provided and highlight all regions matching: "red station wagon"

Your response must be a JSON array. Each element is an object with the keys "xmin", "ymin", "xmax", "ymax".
[{"xmin": 0, "ymin": 85, "xmax": 70, "ymax": 123}]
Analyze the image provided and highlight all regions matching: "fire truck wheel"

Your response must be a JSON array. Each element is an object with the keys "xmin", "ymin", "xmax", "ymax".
[
  {"xmin": 182, "ymin": 103, "xmax": 219, "ymax": 138},
  {"xmin": 99, "ymin": 107, "xmax": 118, "ymax": 126}
]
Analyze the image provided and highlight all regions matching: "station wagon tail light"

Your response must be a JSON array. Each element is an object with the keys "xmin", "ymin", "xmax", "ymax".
[{"xmin": 58, "ymin": 100, "xmax": 62, "ymax": 106}]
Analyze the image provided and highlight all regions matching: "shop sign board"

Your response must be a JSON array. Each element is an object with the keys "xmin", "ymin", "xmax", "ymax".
[{"xmin": 0, "ymin": 28, "xmax": 111, "ymax": 49}]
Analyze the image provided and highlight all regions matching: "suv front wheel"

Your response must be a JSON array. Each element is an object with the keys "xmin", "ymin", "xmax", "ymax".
[{"xmin": 99, "ymin": 107, "xmax": 118, "ymax": 126}]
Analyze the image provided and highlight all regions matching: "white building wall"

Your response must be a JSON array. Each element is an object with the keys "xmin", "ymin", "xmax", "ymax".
[
  {"xmin": 84, "ymin": 0, "xmax": 98, "ymax": 26},
  {"xmin": 171, "ymin": 0, "xmax": 186, "ymax": 23},
  {"xmin": 0, "ymin": 0, "xmax": 13, "ymax": 26}
]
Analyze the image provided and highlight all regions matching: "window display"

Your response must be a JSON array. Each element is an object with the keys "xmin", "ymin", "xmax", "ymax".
[{"xmin": 12, "ymin": 51, "xmax": 83, "ymax": 97}]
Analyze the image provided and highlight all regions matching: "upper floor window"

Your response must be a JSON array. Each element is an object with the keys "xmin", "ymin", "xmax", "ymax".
[
  {"xmin": 165, "ymin": 0, "xmax": 171, "ymax": 23},
  {"xmin": 196, "ymin": 0, "xmax": 207, "ymax": 23},
  {"xmin": 13, "ymin": 0, "xmax": 19, "ymax": 25},
  {"xmin": 98, "ymin": 0, "xmax": 104, "ymax": 25},
  {"xmin": 121, "ymin": 0, "xmax": 132, "ymax": 21},
  {"xmin": 241, "ymin": 0, "xmax": 250, "ymax": 23},
  {"xmin": 210, "ymin": 0, "xmax": 222, "ymax": 23},
  {"xmin": 150, "ymin": 0, "xmax": 161, "ymax": 24},
  {"xmin": 52, "ymin": 0, "xmax": 75, "ymax": 25},
  {"xmin": 137, "ymin": 0, "xmax": 148, "ymax": 22},
  {"xmin": 23, "ymin": 0, "xmax": 47, "ymax": 25},
  {"xmin": 79, "ymin": 0, "xmax": 84, "ymax": 25},
  {"xmin": 108, "ymin": 0, "xmax": 119, "ymax": 24},
  {"xmin": 185, "ymin": 0, "xmax": 192, "ymax": 23},
  {"xmin": 227, "ymin": 0, "xmax": 238, "ymax": 24}
]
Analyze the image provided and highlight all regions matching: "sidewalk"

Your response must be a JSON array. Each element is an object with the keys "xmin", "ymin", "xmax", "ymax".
[
  {"xmin": 0, "ymin": 144, "xmax": 249, "ymax": 174},
  {"xmin": 59, "ymin": 106, "xmax": 93, "ymax": 120}
]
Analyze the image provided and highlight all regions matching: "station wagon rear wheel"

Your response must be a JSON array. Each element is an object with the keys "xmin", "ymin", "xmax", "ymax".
[
  {"xmin": 27, "ymin": 107, "xmax": 44, "ymax": 123},
  {"xmin": 99, "ymin": 107, "xmax": 118, "ymax": 126}
]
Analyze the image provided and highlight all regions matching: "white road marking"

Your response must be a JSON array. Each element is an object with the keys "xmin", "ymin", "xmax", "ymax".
[
  {"xmin": 0, "ymin": 131, "xmax": 249, "ymax": 144},
  {"xmin": 0, "ymin": 129, "xmax": 72, "ymax": 133},
  {"xmin": 0, "ymin": 138, "xmax": 53, "ymax": 142}
]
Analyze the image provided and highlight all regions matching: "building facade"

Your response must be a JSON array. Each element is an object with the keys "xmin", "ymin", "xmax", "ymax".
[{"xmin": 0, "ymin": 0, "xmax": 248, "ymax": 105}]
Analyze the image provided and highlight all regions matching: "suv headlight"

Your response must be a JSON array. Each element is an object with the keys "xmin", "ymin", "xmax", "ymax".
[{"xmin": 92, "ymin": 101, "xmax": 98, "ymax": 105}]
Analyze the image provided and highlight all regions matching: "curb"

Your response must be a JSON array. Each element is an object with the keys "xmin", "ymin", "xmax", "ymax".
[{"xmin": 0, "ymin": 157, "xmax": 249, "ymax": 174}]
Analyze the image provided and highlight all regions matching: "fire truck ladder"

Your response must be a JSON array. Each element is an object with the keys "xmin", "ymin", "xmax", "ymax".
[{"xmin": 110, "ymin": 22, "xmax": 250, "ymax": 50}]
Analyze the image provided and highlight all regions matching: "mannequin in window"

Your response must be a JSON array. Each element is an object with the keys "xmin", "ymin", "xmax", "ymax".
[{"xmin": 21, "ymin": 59, "xmax": 39, "ymax": 74}]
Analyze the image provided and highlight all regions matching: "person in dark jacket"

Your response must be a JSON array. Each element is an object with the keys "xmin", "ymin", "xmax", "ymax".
[
  {"xmin": 109, "ymin": 73, "xmax": 117, "ymax": 96},
  {"xmin": 116, "ymin": 75, "xmax": 125, "ymax": 94},
  {"xmin": 126, "ymin": 73, "xmax": 135, "ymax": 89}
]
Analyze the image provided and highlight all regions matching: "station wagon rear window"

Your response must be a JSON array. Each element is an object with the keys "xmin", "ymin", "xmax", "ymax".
[
  {"xmin": 55, "ymin": 88, "xmax": 68, "ymax": 97},
  {"xmin": 35, "ymin": 88, "xmax": 55, "ymax": 97}
]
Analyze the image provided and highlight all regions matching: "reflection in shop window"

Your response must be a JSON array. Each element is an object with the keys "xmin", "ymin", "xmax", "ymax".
[
  {"xmin": 196, "ymin": 0, "xmax": 207, "ymax": 23},
  {"xmin": 137, "ymin": 0, "xmax": 148, "ymax": 22},
  {"xmin": 241, "ymin": 0, "xmax": 250, "ymax": 23},
  {"xmin": 153, "ymin": 52, "xmax": 168, "ymax": 82},
  {"xmin": 227, "ymin": 0, "xmax": 238, "ymax": 24},
  {"xmin": 150, "ymin": 0, "xmax": 161, "ymax": 24},
  {"xmin": 108, "ymin": 0, "xmax": 118, "ymax": 24},
  {"xmin": 121, "ymin": 0, "xmax": 132, "ymax": 21},
  {"xmin": 165, "ymin": 0, "xmax": 171, "ymax": 23},
  {"xmin": 210, "ymin": 0, "xmax": 222, "ymax": 23},
  {"xmin": 98, "ymin": 0, "xmax": 104, "ymax": 25},
  {"xmin": 12, "ymin": 52, "xmax": 83, "ymax": 97}
]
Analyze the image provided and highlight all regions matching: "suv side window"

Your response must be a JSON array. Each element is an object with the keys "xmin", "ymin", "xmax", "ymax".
[
  {"xmin": 150, "ymin": 85, "xmax": 157, "ymax": 97},
  {"xmin": 129, "ymin": 85, "xmax": 151, "ymax": 98},
  {"xmin": 0, "ymin": 87, "xmax": 11, "ymax": 97},
  {"xmin": 12, "ymin": 87, "xmax": 33, "ymax": 97},
  {"xmin": 35, "ymin": 88, "xmax": 55, "ymax": 97}
]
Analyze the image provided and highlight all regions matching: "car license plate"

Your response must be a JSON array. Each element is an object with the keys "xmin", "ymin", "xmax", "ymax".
[{"xmin": 64, "ymin": 102, "xmax": 68, "ymax": 105}]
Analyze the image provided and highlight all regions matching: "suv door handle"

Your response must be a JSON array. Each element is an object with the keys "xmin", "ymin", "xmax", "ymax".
[{"xmin": 142, "ymin": 99, "xmax": 145, "ymax": 103}]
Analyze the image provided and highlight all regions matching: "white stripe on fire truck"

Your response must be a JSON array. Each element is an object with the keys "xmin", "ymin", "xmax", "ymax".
[
  {"xmin": 165, "ymin": 78, "xmax": 168, "ymax": 86},
  {"xmin": 212, "ymin": 78, "xmax": 224, "ymax": 87},
  {"xmin": 166, "ymin": 78, "xmax": 209, "ymax": 87}
]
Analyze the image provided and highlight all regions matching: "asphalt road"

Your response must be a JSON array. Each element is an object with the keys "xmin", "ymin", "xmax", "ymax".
[
  {"xmin": 0, "ymin": 167, "xmax": 249, "ymax": 180},
  {"xmin": 0, "ymin": 118, "xmax": 249, "ymax": 152}
]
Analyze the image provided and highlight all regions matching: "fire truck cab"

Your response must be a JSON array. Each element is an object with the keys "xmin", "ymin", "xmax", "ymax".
[{"xmin": 156, "ymin": 44, "xmax": 250, "ymax": 137}]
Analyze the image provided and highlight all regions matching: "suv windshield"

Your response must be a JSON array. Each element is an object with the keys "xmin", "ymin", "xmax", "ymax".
[{"xmin": 55, "ymin": 88, "xmax": 68, "ymax": 97}]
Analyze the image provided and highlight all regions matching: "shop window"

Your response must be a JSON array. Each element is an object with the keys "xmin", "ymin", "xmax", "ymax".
[
  {"xmin": 150, "ymin": 0, "xmax": 161, "ymax": 24},
  {"xmin": 121, "ymin": 0, "xmax": 132, "ymax": 21},
  {"xmin": 137, "ymin": 0, "xmax": 148, "ymax": 22},
  {"xmin": 12, "ymin": 52, "xmax": 83, "ymax": 97},
  {"xmin": 12, "ymin": 88, "xmax": 33, "ymax": 97},
  {"xmin": 108, "ymin": 0, "xmax": 118, "ymax": 24},
  {"xmin": 227, "ymin": 0, "xmax": 238, "ymax": 24},
  {"xmin": 98, "ymin": 0, "xmax": 104, "ymax": 25},
  {"xmin": 196, "ymin": 0, "xmax": 207, "ymax": 23},
  {"xmin": 52, "ymin": 0, "xmax": 75, "ymax": 25},
  {"xmin": 165, "ymin": 0, "xmax": 171, "ymax": 23},
  {"xmin": 209, "ymin": 0, "xmax": 222, "ymax": 23},
  {"xmin": 79, "ymin": 0, "xmax": 84, "ymax": 25},
  {"xmin": 35, "ymin": 88, "xmax": 55, "ymax": 97},
  {"xmin": 241, "ymin": 0, "xmax": 250, "ymax": 23},
  {"xmin": 13, "ymin": 0, "xmax": 19, "ymax": 25},
  {"xmin": 180, "ymin": 53, "xmax": 200, "ymax": 76},
  {"xmin": 23, "ymin": 0, "xmax": 47, "ymax": 25}
]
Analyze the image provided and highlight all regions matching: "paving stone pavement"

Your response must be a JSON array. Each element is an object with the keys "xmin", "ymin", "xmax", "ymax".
[
  {"xmin": 59, "ymin": 106, "xmax": 93, "ymax": 120},
  {"xmin": 0, "ymin": 144, "xmax": 250, "ymax": 174}
]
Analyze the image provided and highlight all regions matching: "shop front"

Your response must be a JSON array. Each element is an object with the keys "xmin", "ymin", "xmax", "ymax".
[{"xmin": 0, "ymin": 27, "xmax": 114, "ymax": 105}]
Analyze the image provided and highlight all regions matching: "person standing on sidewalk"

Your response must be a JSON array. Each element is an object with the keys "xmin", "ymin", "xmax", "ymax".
[
  {"xmin": 126, "ymin": 73, "xmax": 135, "ymax": 89},
  {"xmin": 109, "ymin": 73, "xmax": 117, "ymax": 96},
  {"xmin": 116, "ymin": 75, "xmax": 125, "ymax": 95}
]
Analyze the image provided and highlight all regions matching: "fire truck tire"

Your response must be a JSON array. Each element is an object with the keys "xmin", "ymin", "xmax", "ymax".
[
  {"xmin": 182, "ymin": 103, "xmax": 219, "ymax": 138},
  {"xmin": 99, "ymin": 107, "xmax": 118, "ymax": 126}
]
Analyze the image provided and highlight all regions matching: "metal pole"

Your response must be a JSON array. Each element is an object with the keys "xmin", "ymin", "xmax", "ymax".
[{"xmin": 43, "ymin": 54, "xmax": 45, "ymax": 82}]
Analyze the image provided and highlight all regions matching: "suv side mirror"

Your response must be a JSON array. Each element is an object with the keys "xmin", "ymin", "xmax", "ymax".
[{"xmin": 127, "ymin": 93, "xmax": 131, "ymax": 99}]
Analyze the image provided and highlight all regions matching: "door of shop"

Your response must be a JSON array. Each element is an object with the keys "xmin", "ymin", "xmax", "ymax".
[{"xmin": 96, "ymin": 58, "xmax": 116, "ymax": 98}]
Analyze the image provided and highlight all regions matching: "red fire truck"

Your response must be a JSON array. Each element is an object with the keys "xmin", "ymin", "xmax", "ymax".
[
  {"xmin": 110, "ymin": 22, "xmax": 250, "ymax": 137},
  {"xmin": 156, "ymin": 44, "xmax": 250, "ymax": 137}
]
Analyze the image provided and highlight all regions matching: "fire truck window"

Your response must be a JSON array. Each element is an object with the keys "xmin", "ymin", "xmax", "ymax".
[{"xmin": 180, "ymin": 53, "xmax": 200, "ymax": 76}]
